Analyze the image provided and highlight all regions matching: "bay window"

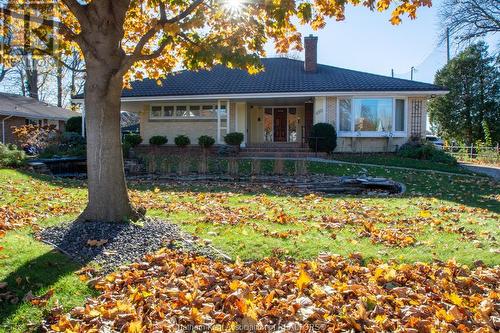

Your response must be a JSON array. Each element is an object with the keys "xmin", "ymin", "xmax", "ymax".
[{"xmin": 338, "ymin": 97, "xmax": 406, "ymax": 136}]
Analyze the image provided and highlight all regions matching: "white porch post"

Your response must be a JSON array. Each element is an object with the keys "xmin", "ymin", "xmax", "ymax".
[
  {"xmin": 217, "ymin": 99, "xmax": 221, "ymax": 144},
  {"xmin": 226, "ymin": 99, "xmax": 230, "ymax": 134},
  {"xmin": 235, "ymin": 102, "xmax": 247, "ymax": 147}
]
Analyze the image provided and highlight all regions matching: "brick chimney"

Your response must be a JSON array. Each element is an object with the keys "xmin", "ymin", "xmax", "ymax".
[{"xmin": 304, "ymin": 34, "xmax": 318, "ymax": 73}]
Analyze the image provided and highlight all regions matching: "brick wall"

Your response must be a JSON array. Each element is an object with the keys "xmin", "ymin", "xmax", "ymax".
[
  {"xmin": 133, "ymin": 144, "xmax": 218, "ymax": 156},
  {"xmin": 304, "ymin": 35, "xmax": 318, "ymax": 73},
  {"xmin": 326, "ymin": 97, "xmax": 336, "ymax": 125},
  {"xmin": 0, "ymin": 116, "xmax": 25, "ymax": 145}
]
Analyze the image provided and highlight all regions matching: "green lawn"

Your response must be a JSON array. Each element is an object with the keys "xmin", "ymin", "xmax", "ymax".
[
  {"xmin": 0, "ymin": 230, "xmax": 96, "ymax": 332},
  {"xmin": 330, "ymin": 153, "xmax": 475, "ymax": 175},
  {"xmin": 0, "ymin": 163, "xmax": 499, "ymax": 332}
]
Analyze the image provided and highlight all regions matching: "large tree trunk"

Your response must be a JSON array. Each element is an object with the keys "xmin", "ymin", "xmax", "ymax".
[
  {"xmin": 74, "ymin": 0, "xmax": 140, "ymax": 222},
  {"xmin": 78, "ymin": 62, "xmax": 139, "ymax": 222}
]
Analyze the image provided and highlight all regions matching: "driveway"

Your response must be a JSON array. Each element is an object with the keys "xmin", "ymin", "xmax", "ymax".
[{"xmin": 460, "ymin": 163, "xmax": 500, "ymax": 181}]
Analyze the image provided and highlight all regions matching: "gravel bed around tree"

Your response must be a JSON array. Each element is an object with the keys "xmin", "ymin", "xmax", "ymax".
[{"xmin": 37, "ymin": 218, "xmax": 228, "ymax": 274}]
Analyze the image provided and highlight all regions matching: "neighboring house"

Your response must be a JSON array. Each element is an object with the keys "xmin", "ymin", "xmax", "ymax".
[
  {"xmin": 0, "ymin": 92, "xmax": 77, "ymax": 145},
  {"xmin": 74, "ymin": 35, "xmax": 448, "ymax": 152}
]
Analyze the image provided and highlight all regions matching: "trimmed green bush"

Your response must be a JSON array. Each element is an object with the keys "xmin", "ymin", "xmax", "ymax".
[
  {"xmin": 398, "ymin": 142, "xmax": 457, "ymax": 165},
  {"xmin": 61, "ymin": 131, "xmax": 85, "ymax": 145},
  {"xmin": 124, "ymin": 134, "xmax": 143, "ymax": 147},
  {"xmin": 65, "ymin": 116, "xmax": 82, "ymax": 133},
  {"xmin": 0, "ymin": 143, "xmax": 26, "ymax": 167},
  {"xmin": 38, "ymin": 132, "xmax": 86, "ymax": 158},
  {"xmin": 198, "ymin": 135, "xmax": 215, "ymax": 149},
  {"xmin": 149, "ymin": 135, "xmax": 168, "ymax": 146},
  {"xmin": 123, "ymin": 134, "xmax": 142, "ymax": 158},
  {"xmin": 309, "ymin": 123, "xmax": 337, "ymax": 153},
  {"xmin": 174, "ymin": 135, "xmax": 191, "ymax": 147},
  {"xmin": 224, "ymin": 132, "xmax": 244, "ymax": 146}
]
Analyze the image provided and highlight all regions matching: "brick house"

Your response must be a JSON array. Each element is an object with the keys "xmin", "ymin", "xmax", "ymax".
[
  {"xmin": 74, "ymin": 36, "xmax": 448, "ymax": 153},
  {"xmin": 0, "ymin": 92, "xmax": 77, "ymax": 145}
]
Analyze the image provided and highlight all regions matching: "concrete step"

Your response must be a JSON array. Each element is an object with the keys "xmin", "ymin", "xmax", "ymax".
[
  {"xmin": 243, "ymin": 147, "xmax": 311, "ymax": 152},
  {"xmin": 247, "ymin": 143, "xmax": 304, "ymax": 148},
  {"xmin": 239, "ymin": 151, "xmax": 327, "ymax": 158}
]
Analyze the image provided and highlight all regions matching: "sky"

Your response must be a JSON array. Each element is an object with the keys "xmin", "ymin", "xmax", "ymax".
[{"xmin": 264, "ymin": 0, "xmax": 496, "ymax": 83}]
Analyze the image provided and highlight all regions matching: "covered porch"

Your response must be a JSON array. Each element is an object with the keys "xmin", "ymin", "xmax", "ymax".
[
  {"xmin": 120, "ymin": 94, "xmax": 335, "ymax": 149},
  {"xmin": 229, "ymin": 96, "xmax": 315, "ymax": 147}
]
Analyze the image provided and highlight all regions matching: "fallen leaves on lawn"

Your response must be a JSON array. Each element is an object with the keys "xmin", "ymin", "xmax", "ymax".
[
  {"xmin": 45, "ymin": 250, "xmax": 499, "ymax": 332},
  {"xmin": 133, "ymin": 185, "xmax": 495, "ymax": 248},
  {"xmin": 360, "ymin": 222, "xmax": 416, "ymax": 247},
  {"xmin": 0, "ymin": 178, "xmax": 85, "ymax": 251},
  {"xmin": 1, "ymin": 175, "xmax": 498, "ymax": 253},
  {"xmin": 24, "ymin": 288, "xmax": 55, "ymax": 307},
  {"xmin": 0, "ymin": 205, "xmax": 39, "ymax": 233}
]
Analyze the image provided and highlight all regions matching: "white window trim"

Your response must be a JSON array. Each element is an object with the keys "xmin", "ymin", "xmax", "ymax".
[
  {"xmin": 335, "ymin": 96, "xmax": 408, "ymax": 138},
  {"xmin": 149, "ymin": 103, "xmax": 227, "ymax": 120}
]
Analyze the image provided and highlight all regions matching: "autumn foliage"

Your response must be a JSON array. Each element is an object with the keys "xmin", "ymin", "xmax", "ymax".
[
  {"xmin": 46, "ymin": 249, "xmax": 499, "ymax": 332},
  {"xmin": 0, "ymin": 0, "xmax": 434, "ymax": 85},
  {"xmin": 12, "ymin": 124, "xmax": 60, "ymax": 153}
]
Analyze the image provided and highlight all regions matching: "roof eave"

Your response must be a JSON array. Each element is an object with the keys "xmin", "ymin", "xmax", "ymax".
[
  {"xmin": 0, "ymin": 110, "xmax": 74, "ymax": 121},
  {"xmin": 72, "ymin": 89, "xmax": 448, "ymax": 103}
]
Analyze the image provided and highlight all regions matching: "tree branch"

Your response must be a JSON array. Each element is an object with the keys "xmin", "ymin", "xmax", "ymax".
[
  {"xmin": 165, "ymin": 0, "xmax": 204, "ymax": 24},
  {"xmin": 134, "ymin": 36, "xmax": 173, "ymax": 61},
  {"xmin": 49, "ymin": 52, "xmax": 87, "ymax": 73},
  {"xmin": 129, "ymin": 0, "xmax": 204, "ymax": 61},
  {"xmin": 60, "ymin": 0, "xmax": 90, "ymax": 28}
]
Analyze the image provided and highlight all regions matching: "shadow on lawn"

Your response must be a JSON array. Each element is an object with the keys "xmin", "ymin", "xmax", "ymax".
[
  {"xmin": 19, "ymin": 167, "xmax": 500, "ymax": 214},
  {"xmin": 0, "ymin": 219, "xmax": 145, "ymax": 328},
  {"xmin": 18, "ymin": 169, "xmax": 85, "ymax": 189},
  {"xmin": 0, "ymin": 248, "xmax": 83, "ymax": 326}
]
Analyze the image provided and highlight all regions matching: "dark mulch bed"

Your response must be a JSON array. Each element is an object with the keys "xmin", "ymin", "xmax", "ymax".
[{"xmin": 37, "ymin": 219, "xmax": 228, "ymax": 274}]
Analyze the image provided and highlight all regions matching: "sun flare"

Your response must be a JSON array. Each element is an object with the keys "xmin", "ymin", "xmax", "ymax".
[{"xmin": 223, "ymin": 0, "xmax": 244, "ymax": 13}]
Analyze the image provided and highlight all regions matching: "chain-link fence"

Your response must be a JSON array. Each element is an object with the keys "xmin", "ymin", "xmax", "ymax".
[{"xmin": 442, "ymin": 144, "xmax": 500, "ymax": 165}]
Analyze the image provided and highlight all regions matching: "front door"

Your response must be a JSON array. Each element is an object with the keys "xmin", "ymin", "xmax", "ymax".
[{"xmin": 273, "ymin": 108, "xmax": 287, "ymax": 142}]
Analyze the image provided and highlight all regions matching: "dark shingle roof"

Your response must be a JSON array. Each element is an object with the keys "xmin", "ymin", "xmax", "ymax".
[
  {"xmin": 0, "ymin": 93, "xmax": 78, "ymax": 120},
  {"xmin": 75, "ymin": 58, "xmax": 446, "ymax": 99}
]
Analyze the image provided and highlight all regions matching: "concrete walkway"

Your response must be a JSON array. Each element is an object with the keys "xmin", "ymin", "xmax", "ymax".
[{"xmin": 460, "ymin": 163, "xmax": 500, "ymax": 181}]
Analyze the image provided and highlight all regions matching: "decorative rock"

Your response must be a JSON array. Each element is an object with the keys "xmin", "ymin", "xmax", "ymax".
[{"xmin": 38, "ymin": 218, "xmax": 228, "ymax": 274}]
